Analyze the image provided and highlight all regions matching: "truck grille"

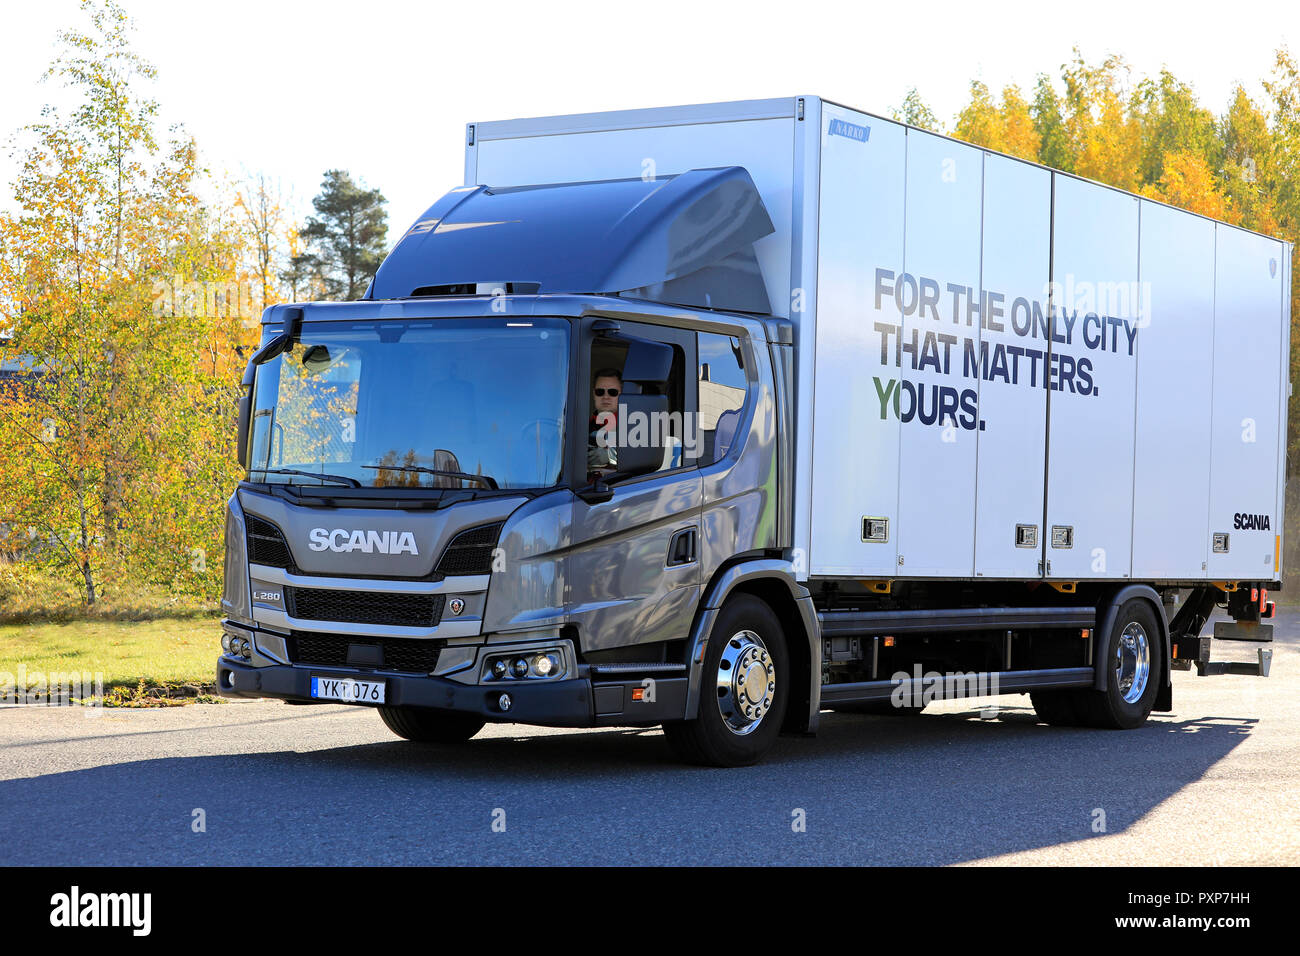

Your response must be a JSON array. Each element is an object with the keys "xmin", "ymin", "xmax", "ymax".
[
  {"xmin": 246, "ymin": 514, "xmax": 504, "ymax": 580},
  {"xmin": 285, "ymin": 587, "xmax": 446, "ymax": 627},
  {"xmin": 246, "ymin": 515, "xmax": 293, "ymax": 568},
  {"xmin": 435, "ymin": 522, "xmax": 504, "ymax": 576},
  {"xmin": 288, "ymin": 631, "xmax": 443, "ymax": 673}
]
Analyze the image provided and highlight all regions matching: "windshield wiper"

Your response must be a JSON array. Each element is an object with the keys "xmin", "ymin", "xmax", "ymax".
[
  {"xmin": 361, "ymin": 464, "xmax": 499, "ymax": 490},
  {"xmin": 250, "ymin": 467, "xmax": 362, "ymax": 488}
]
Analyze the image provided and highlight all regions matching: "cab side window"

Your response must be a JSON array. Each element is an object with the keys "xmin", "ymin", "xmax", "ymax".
[
  {"xmin": 697, "ymin": 331, "xmax": 748, "ymax": 465},
  {"xmin": 588, "ymin": 333, "xmax": 689, "ymax": 480}
]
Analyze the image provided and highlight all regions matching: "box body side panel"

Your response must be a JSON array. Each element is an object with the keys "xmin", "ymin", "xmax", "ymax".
[
  {"xmin": 1131, "ymin": 201, "xmax": 1216, "ymax": 579},
  {"xmin": 895, "ymin": 132, "xmax": 984, "ymax": 576},
  {"xmin": 1043, "ymin": 176, "xmax": 1140, "ymax": 579},
  {"xmin": 973, "ymin": 154, "xmax": 1052, "ymax": 578},
  {"xmin": 1207, "ymin": 225, "xmax": 1287, "ymax": 579},
  {"xmin": 809, "ymin": 104, "xmax": 906, "ymax": 575}
]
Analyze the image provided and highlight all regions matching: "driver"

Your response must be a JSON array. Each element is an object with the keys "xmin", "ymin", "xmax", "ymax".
[{"xmin": 587, "ymin": 367, "xmax": 622, "ymax": 480}]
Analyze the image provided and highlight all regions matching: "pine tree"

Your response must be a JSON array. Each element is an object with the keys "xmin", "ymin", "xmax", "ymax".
[{"xmin": 300, "ymin": 170, "xmax": 389, "ymax": 300}]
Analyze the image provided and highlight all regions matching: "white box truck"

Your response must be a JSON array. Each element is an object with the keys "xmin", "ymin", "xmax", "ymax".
[{"xmin": 217, "ymin": 96, "xmax": 1287, "ymax": 766}]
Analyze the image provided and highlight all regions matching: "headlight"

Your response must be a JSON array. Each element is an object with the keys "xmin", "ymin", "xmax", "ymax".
[{"xmin": 481, "ymin": 644, "xmax": 572, "ymax": 682}]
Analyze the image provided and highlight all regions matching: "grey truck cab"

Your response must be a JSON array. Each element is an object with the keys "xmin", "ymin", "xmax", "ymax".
[{"xmin": 217, "ymin": 166, "xmax": 819, "ymax": 766}]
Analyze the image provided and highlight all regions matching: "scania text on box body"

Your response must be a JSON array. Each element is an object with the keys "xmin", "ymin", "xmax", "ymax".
[{"xmin": 217, "ymin": 97, "xmax": 1289, "ymax": 766}]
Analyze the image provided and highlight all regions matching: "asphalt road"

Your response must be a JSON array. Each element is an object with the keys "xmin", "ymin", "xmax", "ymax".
[{"xmin": 2, "ymin": 611, "xmax": 1297, "ymax": 866}]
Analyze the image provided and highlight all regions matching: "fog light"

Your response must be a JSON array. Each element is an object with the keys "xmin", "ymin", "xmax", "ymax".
[
  {"xmin": 532, "ymin": 653, "xmax": 554, "ymax": 677},
  {"xmin": 498, "ymin": 692, "xmax": 512, "ymax": 712},
  {"xmin": 223, "ymin": 670, "xmax": 236, "ymax": 689},
  {"xmin": 492, "ymin": 659, "xmax": 508, "ymax": 679},
  {"xmin": 511, "ymin": 658, "xmax": 528, "ymax": 678}
]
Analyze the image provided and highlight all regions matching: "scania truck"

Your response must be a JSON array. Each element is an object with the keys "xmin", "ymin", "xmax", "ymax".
[{"xmin": 217, "ymin": 96, "xmax": 1288, "ymax": 766}]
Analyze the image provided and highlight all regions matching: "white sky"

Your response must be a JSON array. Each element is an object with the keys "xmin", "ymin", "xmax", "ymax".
[{"xmin": 2, "ymin": 0, "xmax": 1297, "ymax": 235}]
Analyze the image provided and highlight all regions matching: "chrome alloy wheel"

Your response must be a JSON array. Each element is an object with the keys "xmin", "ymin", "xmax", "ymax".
[
  {"xmin": 1114, "ymin": 621, "xmax": 1150, "ymax": 704},
  {"xmin": 715, "ymin": 630, "xmax": 776, "ymax": 736}
]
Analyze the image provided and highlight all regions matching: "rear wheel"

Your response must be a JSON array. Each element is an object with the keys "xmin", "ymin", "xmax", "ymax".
[
  {"xmin": 662, "ymin": 595, "xmax": 788, "ymax": 767},
  {"xmin": 378, "ymin": 706, "xmax": 485, "ymax": 743},
  {"xmin": 1073, "ymin": 599, "xmax": 1162, "ymax": 730}
]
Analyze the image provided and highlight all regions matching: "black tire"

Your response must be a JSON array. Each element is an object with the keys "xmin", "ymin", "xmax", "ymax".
[
  {"xmin": 378, "ymin": 706, "xmax": 485, "ymax": 743},
  {"xmin": 828, "ymin": 700, "xmax": 927, "ymax": 716},
  {"xmin": 662, "ymin": 594, "xmax": 789, "ymax": 767},
  {"xmin": 1073, "ymin": 598, "xmax": 1163, "ymax": 730},
  {"xmin": 1030, "ymin": 689, "xmax": 1083, "ymax": 726}
]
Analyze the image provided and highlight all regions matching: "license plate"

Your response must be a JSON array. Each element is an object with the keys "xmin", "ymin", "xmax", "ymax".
[{"xmin": 310, "ymin": 675, "xmax": 386, "ymax": 704}]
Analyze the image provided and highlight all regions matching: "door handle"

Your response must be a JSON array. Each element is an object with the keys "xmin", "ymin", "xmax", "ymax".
[{"xmin": 667, "ymin": 526, "xmax": 698, "ymax": 567}]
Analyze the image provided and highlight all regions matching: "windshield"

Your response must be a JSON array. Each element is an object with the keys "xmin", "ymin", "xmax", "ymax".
[{"xmin": 246, "ymin": 317, "xmax": 569, "ymax": 490}]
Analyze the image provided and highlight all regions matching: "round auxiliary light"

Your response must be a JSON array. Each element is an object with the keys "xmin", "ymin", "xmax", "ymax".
[
  {"xmin": 221, "ymin": 634, "xmax": 231, "ymax": 653},
  {"xmin": 511, "ymin": 657, "xmax": 529, "ymax": 678},
  {"xmin": 492, "ymin": 659, "xmax": 508, "ymax": 679},
  {"xmin": 498, "ymin": 692, "xmax": 513, "ymax": 712},
  {"xmin": 532, "ymin": 654, "xmax": 554, "ymax": 677}
]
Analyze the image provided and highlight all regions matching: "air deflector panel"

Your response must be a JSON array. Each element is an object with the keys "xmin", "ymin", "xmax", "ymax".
[{"xmin": 370, "ymin": 167, "xmax": 774, "ymax": 313}]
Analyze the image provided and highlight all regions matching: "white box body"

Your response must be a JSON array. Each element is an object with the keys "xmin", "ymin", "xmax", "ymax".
[{"xmin": 467, "ymin": 97, "xmax": 1292, "ymax": 584}]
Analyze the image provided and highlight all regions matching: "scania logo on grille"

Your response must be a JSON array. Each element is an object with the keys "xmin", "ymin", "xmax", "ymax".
[
  {"xmin": 449, "ymin": 598, "xmax": 465, "ymax": 616},
  {"xmin": 308, "ymin": 528, "xmax": 419, "ymax": 555}
]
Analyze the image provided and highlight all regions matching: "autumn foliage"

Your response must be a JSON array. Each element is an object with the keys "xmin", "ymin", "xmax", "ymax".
[{"xmin": 0, "ymin": 3, "xmax": 265, "ymax": 603}]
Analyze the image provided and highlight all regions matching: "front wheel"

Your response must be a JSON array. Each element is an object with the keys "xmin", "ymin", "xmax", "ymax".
[
  {"xmin": 662, "ymin": 595, "xmax": 788, "ymax": 767},
  {"xmin": 378, "ymin": 706, "xmax": 485, "ymax": 743}
]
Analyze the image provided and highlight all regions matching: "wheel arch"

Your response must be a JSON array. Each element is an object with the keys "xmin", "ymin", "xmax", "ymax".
[
  {"xmin": 683, "ymin": 558, "xmax": 821, "ymax": 735},
  {"xmin": 1094, "ymin": 584, "xmax": 1171, "ymax": 709}
]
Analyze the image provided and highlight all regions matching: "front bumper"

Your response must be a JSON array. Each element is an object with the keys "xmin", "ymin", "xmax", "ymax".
[{"xmin": 215, "ymin": 657, "xmax": 687, "ymax": 728}]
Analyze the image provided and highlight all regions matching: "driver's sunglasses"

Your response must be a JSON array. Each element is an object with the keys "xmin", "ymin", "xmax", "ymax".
[{"xmin": 594, "ymin": 387, "xmax": 620, "ymax": 397}]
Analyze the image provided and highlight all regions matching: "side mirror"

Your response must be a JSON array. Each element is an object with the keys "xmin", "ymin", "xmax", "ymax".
[
  {"xmin": 242, "ymin": 307, "xmax": 304, "ymax": 386},
  {"xmin": 576, "ymin": 480, "xmax": 614, "ymax": 505},
  {"xmin": 578, "ymin": 393, "xmax": 669, "ymax": 504},
  {"xmin": 242, "ymin": 332, "xmax": 291, "ymax": 386},
  {"xmin": 609, "ymin": 392, "xmax": 668, "ymax": 474}
]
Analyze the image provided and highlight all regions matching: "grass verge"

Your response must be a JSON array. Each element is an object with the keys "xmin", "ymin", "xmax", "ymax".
[{"xmin": 0, "ymin": 616, "xmax": 223, "ymax": 705}]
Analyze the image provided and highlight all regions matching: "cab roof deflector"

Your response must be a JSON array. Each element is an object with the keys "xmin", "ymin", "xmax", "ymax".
[{"xmin": 368, "ymin": 166, "xmax": 775, "ymax": 314}]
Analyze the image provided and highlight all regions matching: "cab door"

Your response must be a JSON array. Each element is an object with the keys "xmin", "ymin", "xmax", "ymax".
[{"xmin": 567, "ymin": 319, "xmax": 702, "ymax": 656}]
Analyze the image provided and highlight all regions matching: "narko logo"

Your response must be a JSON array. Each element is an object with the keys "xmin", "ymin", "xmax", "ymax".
[
  {"xmin": 308, "ymin": 528, "xmax": 419, "ymax": 555},
  {"xmin": 1233, "ymin": 512, "xmax": 1271, "ymax": 531},
  {"xmin": 828, "ymin": 118, "xmax": 870, "ymax": 142}
]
